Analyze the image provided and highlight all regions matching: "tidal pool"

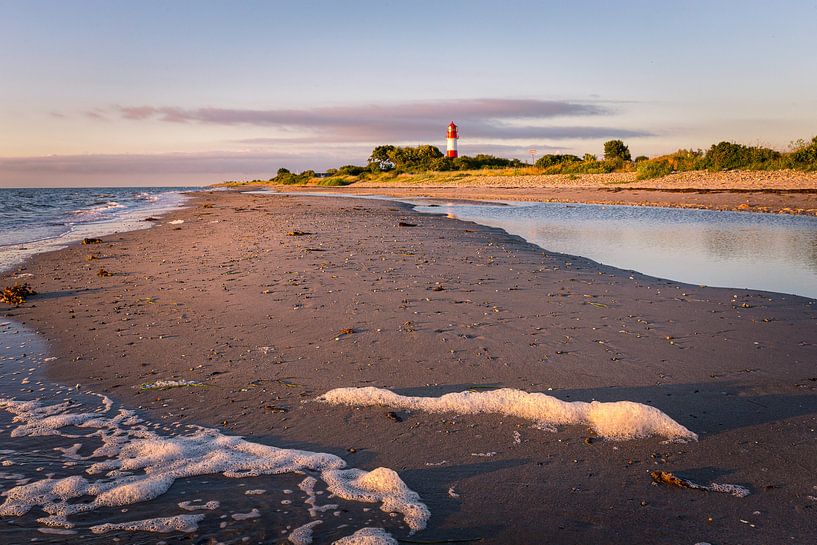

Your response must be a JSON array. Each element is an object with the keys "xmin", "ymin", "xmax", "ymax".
[{"xmin": 413, "ymin": 201, "xmax": 817, "ymax": 300}]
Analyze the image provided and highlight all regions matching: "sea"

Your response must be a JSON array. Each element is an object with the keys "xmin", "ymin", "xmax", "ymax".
[{"xmin": 0, "ymin": 187, "xmax": 194, "ymax": 273}]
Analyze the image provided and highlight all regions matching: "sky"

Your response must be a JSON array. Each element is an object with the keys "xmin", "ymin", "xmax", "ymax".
[{"xmin": 1, "ymin": 0, "xmax": 816, "ymax": 187}]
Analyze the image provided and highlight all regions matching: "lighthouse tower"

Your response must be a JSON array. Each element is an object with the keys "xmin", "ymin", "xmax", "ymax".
[{"xmin": 446, "ymin": 121, "xmax": 459, "ymax": 158}]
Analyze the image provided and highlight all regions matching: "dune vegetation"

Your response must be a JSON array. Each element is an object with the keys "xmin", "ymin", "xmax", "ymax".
[{"xmin": 222, "ymin": 136, "xmax": 817, "ymax": 187}]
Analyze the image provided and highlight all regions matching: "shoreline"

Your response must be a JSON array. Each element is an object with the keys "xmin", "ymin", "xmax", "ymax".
[
  {"xmin": 240, "ymin": 183, "xmax": 817, "ymax": 216},
  {"xmin": 0, "ymin": 187, "xmax": 193, "ymax": 275},
  {"xmin": 226, "ymin": 167, "xmax": 817, "ymax": 216},
  {"xmin": 2, "ymin": 191, "xmax": 816, "ymax": 543}
]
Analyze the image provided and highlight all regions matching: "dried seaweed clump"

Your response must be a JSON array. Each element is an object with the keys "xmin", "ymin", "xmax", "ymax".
[
  {"xmin": 82, "ymin": 237, "xmax": 103, "ymax": 245},
  {"xmin": 1, "ymin": 283, "xmax": 36, "ymax": 306},
  {"xmin": 97, "ymin": 268, "xmax": 113, "ymax": 277},
  {"xmin": 650, "ymin": 470, "xmax": 750, "ymax": 497}
]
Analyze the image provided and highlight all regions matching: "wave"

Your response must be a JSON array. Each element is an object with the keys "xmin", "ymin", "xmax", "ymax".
[
  {"xmin": 134, "ymin": 192, "xmax": 160, "ymax": 202},
  {"xmin": 70, "ymin": 201, "xmax": 125, "ymax": 217},
  {"xmin": 1, "ymin": 188, "xmax": 192, "ymax": 273}
]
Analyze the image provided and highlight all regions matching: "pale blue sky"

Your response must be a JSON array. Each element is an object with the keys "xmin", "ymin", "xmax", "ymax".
[{"xmin": 1, "ymin": 0, "xmax": 816, "ymax": 186}]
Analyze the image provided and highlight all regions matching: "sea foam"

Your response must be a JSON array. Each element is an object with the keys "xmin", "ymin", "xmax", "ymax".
[
  {"xmin": 331, "ymin": 527, "xmax": 398, "ymax": 545},
  {"xmin": 318, "ymin": 387, "xmax": 697, "ymax": 441},
  {"xmin": 0, "ymin": 396, "xmax": 429, "ymax": 533}
]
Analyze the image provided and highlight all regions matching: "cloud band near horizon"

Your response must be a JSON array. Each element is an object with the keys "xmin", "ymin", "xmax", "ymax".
[{"xmin": 113, "ymin": 98, "xmax": 651, "ymax": 141}]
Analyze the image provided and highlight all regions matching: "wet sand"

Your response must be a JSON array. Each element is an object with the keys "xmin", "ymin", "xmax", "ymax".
[{"xmin": 2, "ymin": 191, "xmax": 817, "ymax": 544}]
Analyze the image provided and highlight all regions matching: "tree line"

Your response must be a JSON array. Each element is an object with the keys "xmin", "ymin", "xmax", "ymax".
[
  {"xmin": 251, "ymin": 135, "xmax": 817, "ymax": 186},
  {"xmin": 534, "ymin": 137, "xmax": 817, "ymax": 179}
]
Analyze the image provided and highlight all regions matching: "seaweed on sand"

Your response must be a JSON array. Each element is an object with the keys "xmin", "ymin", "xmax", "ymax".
[{"xmin": 1, "ymin": 283, "xmax": 36, "ymax": 306}]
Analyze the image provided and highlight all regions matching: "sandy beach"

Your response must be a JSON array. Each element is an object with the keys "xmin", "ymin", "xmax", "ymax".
[{"xmin": 2, "ymin": 190, "xmax": 816, "ymax": 544}]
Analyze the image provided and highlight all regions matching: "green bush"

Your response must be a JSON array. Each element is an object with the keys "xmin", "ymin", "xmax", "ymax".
[
  {"xmin": 336, "ymin": 164, "xmax": 370, "ymax": 176},
  {"xmin": 453, "ymin": 154, "xmax": 524, "ymax": 170},
  {"xmin": 368, "ymin": 144, "xmax": 443, "ymax": 172},
  {"xmin": 664, "ymin": 149, "xmax": 705, "ymax": 171},
  {"xmin": 603, "ymin": 140, "xmax": 632, "ymax": 161},
  {"xmin": 535, "ymin": 154, "xmax": 581, "ymax": 169},
  {"xmin": 789, "ymin": 136, "xmax": 817, "ymax": 170},
  {"xmin": 636, "ymin": 159, "xmax": 673, "ymax": 180},
  {"xmin": 540, "ymin": 157, "xmax": 627, "ymax": 175},
  {"xmin": 270, "ymin": 169, "xmax": 316, "ymax": 185},
  {"xmin": 315, "ymin": 177, "xmax": 353, "ymax": 186},
  {"xmin": 703, "ymin": 141, "xmax": 781, "ymax": 171}
]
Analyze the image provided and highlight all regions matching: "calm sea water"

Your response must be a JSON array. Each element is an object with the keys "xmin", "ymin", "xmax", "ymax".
[
  {"xmin": 413, "ymin": 201, "xmax": 817, "ymax": 300},
  {"xmin": 0, "ymin": 187, "xmax": 194, "ymax": 273}
]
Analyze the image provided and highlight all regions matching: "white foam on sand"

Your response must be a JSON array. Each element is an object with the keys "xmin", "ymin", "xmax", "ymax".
[
  {"xmin": 139, "ymin": 379, "xmax": 203, "ymax": 390},
  {"xmin": 704, "ymin": 482, "xmax": 750, "ymax": 498},
  {"xmin": 332, "ymin": 527, "xmax": 398, "ymax": 545},
  {"xmin": 289, "ymin": 520, "xmax": 323, "ymax": 545},
  {"xmin": 318, "ymin": 387, "xmax": 697, "ymax": 441},
  {"xmin": 322, "ymin": 467, "xmax": 429, "ymax": 532},
  {"xmin": 90, "ymin": 514, "xmax": 205, "ymax": 534},
  {"xmin": 300, "ymin": 476, "xmax": 338, "ymax": 517},
  {"xmin": 0, "ymin": 396, "xmax": 429, "ymax": 533},
  {"xmin": 178, "ymin": 500, "xmax": 220, "ymax": 511}
]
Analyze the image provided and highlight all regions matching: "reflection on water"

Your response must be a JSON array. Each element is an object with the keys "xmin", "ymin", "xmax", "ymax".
[{"xmin": 414, "ymin": 202, "xmax": 817, "ymax": 299}]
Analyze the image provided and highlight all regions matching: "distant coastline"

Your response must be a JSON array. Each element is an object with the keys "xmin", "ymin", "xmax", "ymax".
[{"xmin": 218, "ymin": 138, "xmax": 817, "ymax": 216}]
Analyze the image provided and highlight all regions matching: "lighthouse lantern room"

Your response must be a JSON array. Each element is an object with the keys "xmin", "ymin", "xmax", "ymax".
[{"xmin": 446, "ymin": 121, "xmax": 459, "ymax": 158}]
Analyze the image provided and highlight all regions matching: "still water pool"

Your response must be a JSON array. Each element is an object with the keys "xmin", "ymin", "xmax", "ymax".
[{"xmin": 413, "ymin": 201, "xmax": 817, "ymax": 300}]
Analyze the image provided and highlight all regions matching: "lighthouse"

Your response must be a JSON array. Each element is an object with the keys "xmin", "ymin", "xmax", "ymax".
[{"xmin": 446, "ymin": 121, "xmax": 459, "ymax": 158}]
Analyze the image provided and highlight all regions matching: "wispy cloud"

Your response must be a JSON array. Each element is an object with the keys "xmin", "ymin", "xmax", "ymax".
[
  {"xmin": 84, "ymin": 108, "xmax": 109, "ymax": 121},
  {"xmin": 111, "ymin": 98, "xmax": 651, "ymax": 141}
]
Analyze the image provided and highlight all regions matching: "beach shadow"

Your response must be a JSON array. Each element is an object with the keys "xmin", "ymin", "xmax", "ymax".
[
  {"xmin": 392, "ymin": 383, "xmax": 505, "ymax": 397},
  {"xmin": 397, "ymin": 459, "xmax": 525, "ymax": 542},
  {"xmin": 545, "ymin": 382, "xmax": 817, "ymax": 437},
  {"xmin": 31, "ymin": 287, "xmax": 102, "ymax": 301},
  {"xmin": 663, "ymin": 465, "xmax": 742, "ymax": 484}
]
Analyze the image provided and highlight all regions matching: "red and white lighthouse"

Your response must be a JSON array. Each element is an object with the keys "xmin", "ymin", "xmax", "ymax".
[{"xmin": 446, "ymin": 121, "xmax": 459, "ymax": 158}]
